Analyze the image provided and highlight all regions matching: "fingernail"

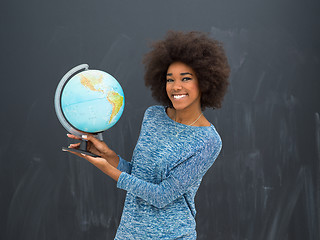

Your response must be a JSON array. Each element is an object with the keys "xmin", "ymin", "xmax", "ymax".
[
  {"xmin": 82, "ymin": 135, "xmax": 87, "ymax": 139},
  {"xmin": 62, "ymin": 148, "xmax": 68, "ymax": 152},
  {"xmin": 81, "ymin": 153, "xmax": 86, "ymax": 156}
]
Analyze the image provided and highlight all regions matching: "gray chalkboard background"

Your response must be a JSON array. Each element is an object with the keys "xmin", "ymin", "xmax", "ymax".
[{"xmin": 1, "ymin": 0, "xmax": 319, "ymax": 239}]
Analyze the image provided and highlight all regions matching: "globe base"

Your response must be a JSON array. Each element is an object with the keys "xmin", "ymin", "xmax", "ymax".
[{"xmin": 62, "ymin": 140, "xmax": 100, "ymax": 157}]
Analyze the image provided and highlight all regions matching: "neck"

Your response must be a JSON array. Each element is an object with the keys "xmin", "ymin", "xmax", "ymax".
[{"xmin": 174, "ymin": 107, "xmax": 202, "ymax": 125}]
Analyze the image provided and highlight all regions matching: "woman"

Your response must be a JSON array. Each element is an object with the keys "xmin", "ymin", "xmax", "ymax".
[{"xmin": 67, "ymin": 31, "xmax": 230, "ymax": 239}]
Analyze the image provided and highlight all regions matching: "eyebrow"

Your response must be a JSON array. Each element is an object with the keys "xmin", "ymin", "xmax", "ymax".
[{"xmin": 166, "ymin": 72, "xmax": 193, "ymax": 76}]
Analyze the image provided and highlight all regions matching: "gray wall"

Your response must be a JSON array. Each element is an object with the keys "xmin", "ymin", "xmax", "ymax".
[{"xmin": 1, "ymin": 0, "xmax": 319, "ymax": 239}]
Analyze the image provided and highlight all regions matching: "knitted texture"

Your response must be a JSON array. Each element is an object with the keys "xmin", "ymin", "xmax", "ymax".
[{"xmin": 115, "ymin": 106, "xmax": 222, "ymax": 239}]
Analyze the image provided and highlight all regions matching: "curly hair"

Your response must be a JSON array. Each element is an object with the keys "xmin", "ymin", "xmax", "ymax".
[{"xmin": 143, "ymin": 31, "xmax": 230, "ymax": 110}]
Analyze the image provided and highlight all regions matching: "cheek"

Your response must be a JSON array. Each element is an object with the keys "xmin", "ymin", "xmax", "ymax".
[
  {"xmin": 165, "ymin": 84, "xmax": 170, "ymax": 97},
  {"xmin": 166, "ymin": 83, "xmax": 171, "ymax": 93},
  {"xmin": 190, "ymin": 83, "xmax": 200, "ymax": 96},
  {"xmin": 194, "ymin": 81, "xmax": 201, "ymax": 96}
]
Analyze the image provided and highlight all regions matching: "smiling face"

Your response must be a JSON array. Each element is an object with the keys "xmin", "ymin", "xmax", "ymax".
[{"xmin": 166, "ymin": 62, "xmax": 201, "ymax": 112}]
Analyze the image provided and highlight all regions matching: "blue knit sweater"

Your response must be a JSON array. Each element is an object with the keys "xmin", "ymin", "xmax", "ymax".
[{"xmin": 115, "ymin": 106, "xmax": 222, "ymax": 239}]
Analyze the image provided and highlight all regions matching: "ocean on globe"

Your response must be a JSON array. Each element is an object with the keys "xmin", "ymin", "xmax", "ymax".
[{"xmin": 60, "ymin": 70, "xmax": 124, "ymax": 133}]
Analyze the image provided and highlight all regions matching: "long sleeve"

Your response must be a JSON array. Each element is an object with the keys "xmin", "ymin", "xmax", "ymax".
[
  {"xmin": 117, "ymin": 138, "xmax": 221, "ymax": 208},
  {"xmin": 116, "ymin": 156, "xmax": 132, "ymax": 174}
]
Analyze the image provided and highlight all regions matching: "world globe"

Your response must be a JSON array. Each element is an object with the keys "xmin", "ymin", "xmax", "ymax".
[{"xmin": 54, "ymin": 64, "xmax": 125, "ymax": 137}]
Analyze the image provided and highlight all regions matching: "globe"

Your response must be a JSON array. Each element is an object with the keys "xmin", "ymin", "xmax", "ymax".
[{"xmin": 54, "ymin": 64, "xmax": 125, "ymax": 136}]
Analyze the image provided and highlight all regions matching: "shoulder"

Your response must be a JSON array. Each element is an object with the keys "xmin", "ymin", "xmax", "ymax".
[
  {"xmin": 145, "ymin": 105, "xmax": 164, "ymax": 114},
  {"xmin": 139, "ymin": 105, "xmax": 168, "ymax": 129},
  {"xmin": 207, "ymin": 125, "xmax": 222, "ymax": 148},
  {"xmin": 143, "ymin": 105, "xmax": 165, "ymax": 120},
  {"xmin": 193, "ymin": 126, "xmax": 223, "ymax": 165},
  {"xmin": 193, "ymin": 125, "xmax": 222, "ymax": 157},
  {"xmin": 205, "ymin": 125, "xmax": 223, "ymax": 159}
]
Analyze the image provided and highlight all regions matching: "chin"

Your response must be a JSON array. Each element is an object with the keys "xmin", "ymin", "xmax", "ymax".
[
  {"xmin": 171, "ymin": 100, "xmax": 201, "ymax": 112},
  {"xmin": 171, "ymin": 103, "xmax": 189, "ymax": 111}
]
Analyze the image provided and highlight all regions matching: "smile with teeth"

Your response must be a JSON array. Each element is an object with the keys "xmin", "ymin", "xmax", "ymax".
[{"xmin": 173, "ymin": 94, "xmax": 188, "ymax": 99}]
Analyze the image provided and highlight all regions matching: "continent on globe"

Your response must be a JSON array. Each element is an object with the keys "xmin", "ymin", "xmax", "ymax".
[
  {"xmin": 80, "ymin": 73, "xmax": 104, "ymax": 93},
  {"xmin": 107, "ymin": 91, "xmax": 124, "ymax": 123}
]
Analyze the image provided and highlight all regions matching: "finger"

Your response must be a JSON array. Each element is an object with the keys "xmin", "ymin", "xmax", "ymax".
[
  {"xmin": 68, "ymin": 143, "xmax": 81, "ymax": 149},
  {"xmin": 63, "ymin": 149, "xmax": 98, "ymax": 162},
  {"xmin": 67, "ymin": 134, "xmax": 82, "ymax": 140},
  {"xmin": 80, "ymin": 153, "xmax": 94, "ymax": 162},
  {"xmin": 82, "ymin": 134, "xmax": 103, "ymax": 145},
  {"xmin": 80, "ymin": 153, "xmax": 105, "ymax": 166},
  {"xmin": 63, "ymin": 148, "xmax": 83, "ymax": 158}
]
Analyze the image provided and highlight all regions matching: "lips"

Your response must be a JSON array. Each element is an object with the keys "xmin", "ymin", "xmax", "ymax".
[{"xmin": 172, "ymin": 94, "xmax": 188, "ymax": 99}]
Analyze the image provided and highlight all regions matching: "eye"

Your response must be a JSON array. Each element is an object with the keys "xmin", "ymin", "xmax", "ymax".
[
  {"xmin": 182, "ymin": 77, "xmax": 192, "ymax": 81},
  {"xmin": 166, "ymin": 78, "xmax": 174, "ymax": 82}
]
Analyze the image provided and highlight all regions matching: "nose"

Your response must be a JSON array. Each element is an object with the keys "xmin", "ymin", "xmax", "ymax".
[{"xmin": 172, "ymin": 80, "xmax": 182, "ymax": 91}]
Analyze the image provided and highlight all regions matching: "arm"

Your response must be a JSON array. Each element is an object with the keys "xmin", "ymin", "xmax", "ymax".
[
  {"xmin": 69, "ymin": 137, "xmax": 221, "ymax": 206},
  {"xmin": 117, "ymin": 139, "xmax": 222, "ymax": 208}
]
